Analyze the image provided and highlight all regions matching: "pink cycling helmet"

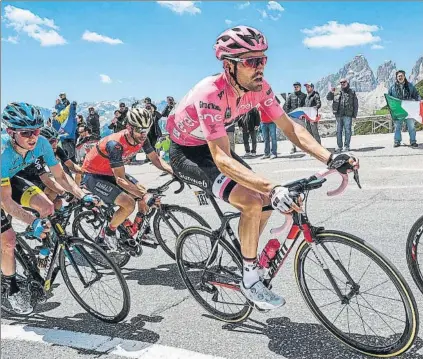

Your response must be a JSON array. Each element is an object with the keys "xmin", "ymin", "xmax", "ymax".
[{"xmin": 214, "ymin": 26, "xmax": 268, "ymax": 60}]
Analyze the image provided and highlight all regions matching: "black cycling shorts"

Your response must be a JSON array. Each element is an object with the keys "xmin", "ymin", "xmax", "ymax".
[
  {"xmin": 82, "ymin": 173, "xmax": 139, "ymax": 205},
  {"xmin": 169, "ymin": 141, "xmax": 251, "ymax": 203},
  {"xmin": 1, "ymin": 176, "xmax": 44, "ymax": 234}
]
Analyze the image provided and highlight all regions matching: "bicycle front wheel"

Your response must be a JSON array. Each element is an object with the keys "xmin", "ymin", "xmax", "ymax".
[
  {"xmin": 59, "ymin": 237, "xmax": 131, "ymax": 323},
  {"xmin": 295, "ymin": 230, "xmax": 419, "ymax": 357},
  {"xmin": 154, "ymin": 204, "xmax": 211, "ymax": 260},
  {"xmin": 406, "ymin": 215, "xmax": 423, "ymax": 294}
]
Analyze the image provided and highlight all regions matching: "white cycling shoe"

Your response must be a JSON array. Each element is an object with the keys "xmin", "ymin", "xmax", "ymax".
[{"xmin": 240, "ymin": 280, "xmax": 286, "ymax": 310}]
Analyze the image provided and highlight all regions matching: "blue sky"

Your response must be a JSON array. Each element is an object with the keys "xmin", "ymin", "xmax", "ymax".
[{"xmin": 2, "ymin": 1, "xmax": 423, "ymax": 109}]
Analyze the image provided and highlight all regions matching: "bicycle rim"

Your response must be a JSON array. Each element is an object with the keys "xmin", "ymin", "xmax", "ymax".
[
  {"xmin": 154, "ymin": 204, "xmax": 210, "ymax": 261},
  {"xmin": 59, "ymin": 237, "xmax": 130, "ymax": 323},
  {"xmin": 406, "ymin": 215, "xmax": 423, "ymax": 294},
  {"xmin": 295, "ymin": 230, "xmax": 418, "ymax": 357},
  {"xmin": 176, "ymin": 226, "xmax": 252, "ymax": 322},
  {"xmin": 72, "ymin": 210, "xmax": 130, "ymax": 268}
]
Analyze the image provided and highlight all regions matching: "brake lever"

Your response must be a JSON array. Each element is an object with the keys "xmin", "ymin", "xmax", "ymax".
[{"xmin": 353, "ymin": 169, "xmax": 362, "ymax": 189}]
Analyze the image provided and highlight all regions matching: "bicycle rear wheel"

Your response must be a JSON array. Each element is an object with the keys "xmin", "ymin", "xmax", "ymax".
[
  {"xmin": 72, "ymin": 210, "xmax": 131, "ymax": 268},
  {"xmin": 295, "ymin": 230, "xmax": 419, "ymax": 357},
  {"xmin": 176, "ymin": 226, "xmax": 252, "ymax": 322},
  {"xmin": 59, "ymin": 237, "xmax": 130, "ymax": 323},
  {"xmin": 406, "ymin": 215, "xmax": 423, "ymax": 294},
  {"xmin": 154, "ymin": 204, "xmax": 210, "ymax": 260}
]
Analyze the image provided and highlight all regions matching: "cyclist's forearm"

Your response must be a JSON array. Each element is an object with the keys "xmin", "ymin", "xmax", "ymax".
[
  {"xmin": 41, "ymin": 174, "xmax": 66, "ymax": 195},
  {"xmin": 1, "ymin": 198, "xmax": 37, "ymax": 225},
  {"xmin": 148, "ymin": 152, "xmax": 173, "ymax": 174},
  {"xmin": 115, "ymin": 178, "xmax": 146, "ymax": 198},
  {"xmin": 275, "ymin": 114, "xmax": 331, "ymax": 164},
  {"xmin": 55, "ymin": 172, "xmax": 86, "ymax": 199}
]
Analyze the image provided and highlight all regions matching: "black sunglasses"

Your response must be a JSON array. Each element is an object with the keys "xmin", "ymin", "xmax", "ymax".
[{"xmin": 15, "ymin": 129, "xmax": 41, "ymax": 138}]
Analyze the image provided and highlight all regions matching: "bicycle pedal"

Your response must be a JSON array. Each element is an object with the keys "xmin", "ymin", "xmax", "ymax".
[{"xmin": 140, "ymin": 240, "xmax": 158, "ymax": 249}]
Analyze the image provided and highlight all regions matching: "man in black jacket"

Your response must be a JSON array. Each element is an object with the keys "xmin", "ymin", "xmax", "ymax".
[
  {"xmin": 284, "ymin": 82, "xmax": 306, "ymax": 153},
  {"xmin": 86, "ymin": 106, "xmax": 101, "ymax": 139},
  {"xmin": 326, "ymin": 78, "xmax": 358, "ymax": 153},
  {"xmin": 304, "ymin": 82, "xmax": 321, "ymax": 144},
  {"xmin": 239, "ymin": 107, "xmax": 260, "ymax": 157}
]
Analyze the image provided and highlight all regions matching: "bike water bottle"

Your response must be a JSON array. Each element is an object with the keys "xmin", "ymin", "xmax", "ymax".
[
  {"xmin": 259, "ymin": 239, "xmax": 280, "ymax": 268},
  {"xmin": 37, "ymin": 247, "xmax": 50, "ymax": 270},
  {"xmin": 131, "ymin": 212, "xmax": 144, "ymax": 234}
]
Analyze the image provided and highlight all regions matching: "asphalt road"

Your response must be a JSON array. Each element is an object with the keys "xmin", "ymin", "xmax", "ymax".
[{"xmin": 2, "ymin": 132, "xmax": 423, "ymax": 359}]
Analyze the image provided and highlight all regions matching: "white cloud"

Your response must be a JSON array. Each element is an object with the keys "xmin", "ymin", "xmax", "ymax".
[
  {"xmin": 269, "ymin": 14, "xmax": 281, "ymax": 21},
  {"xmin": 302, "ymin": 21, "xmax": 382, "ymax": 49},
  {"xmin": 267, "ymin": 1, "xmax": 284, "ymax": 12},
  {"xmin": 225, "ymin": 19, "xmax": 232, "ymax": 25},
  {"xmin": 258, "ymin": 9, "xmax": 268, "ymax": 19},
  {"xmin": 82, "ymin": 30, "xmax": 123, "ymax": 45},
  {"xmin": 237, "ymin": 2, "xmax": 250, "ymax": 10},
  {"xmin": 371, "ymin": 44, "xmax": 384, "ymax": 50},
  {"xmin": 100, "ymin": 74, "xmax": 112, "ymax": 84},
  {"xmin": 2, "ymin": 5, "xmax": 66, "ymax": 46},
  {"xmin": 1, "ymin": 35, "xmax": 19, "ymax": 44},
  {"xmin": 157, "ymin": 1, "xmax": 201, "ymax": 15}
]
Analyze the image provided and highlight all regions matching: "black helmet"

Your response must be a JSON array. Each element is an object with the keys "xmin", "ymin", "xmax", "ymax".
[{"xmin": 40, "ymin": 126, "xmax": 59, "ymax": 140}]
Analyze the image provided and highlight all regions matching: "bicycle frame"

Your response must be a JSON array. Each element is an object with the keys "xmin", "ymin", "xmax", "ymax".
[{"xmin": 202, "ymin": 169, "xmax": 356, "ymax": 294}]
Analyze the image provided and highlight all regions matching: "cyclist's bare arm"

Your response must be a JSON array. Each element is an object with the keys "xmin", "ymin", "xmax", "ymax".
[
  {"xmin": 112, "ymin": 166, "xmax": 146, "ymax": 198},
  {"xmin": 64, "ymin": 159, "xmax": 82, "ymax": 174},
  {"xmin": 1, "ymin": 185, "xmax": 37, "ymax": 225},
  {"xmin": 40, "ymin": 173, "xmax": 66, "ymax": 195},
  {"xmin": 273, "ymin": 113, "xmax": 331, "ymax": 164},
  {"xmin": 208, "ymin": 135, "xmax": 277, "ymax": 196},
  {"xmin": 49, "ymin": 163, "xmax": 86, "ymax": 199},
  {"xmin": 146, "ymin": 151, "xmax": 173, "ymax": 175}
]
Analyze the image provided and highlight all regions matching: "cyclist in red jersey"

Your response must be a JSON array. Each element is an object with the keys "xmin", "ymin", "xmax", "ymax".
[
  {"xmin": 82, "ymin": 108, "xmax": 173, "ymax": 245},
  {"xmin": 167, "ymin": 26, "xmax": 359, "ymax": 310}
]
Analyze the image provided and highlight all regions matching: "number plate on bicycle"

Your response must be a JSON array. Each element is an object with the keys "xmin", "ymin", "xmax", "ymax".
[{"xmin": 194, "ymin": 191, "xmax": 209, "ymax": 206}]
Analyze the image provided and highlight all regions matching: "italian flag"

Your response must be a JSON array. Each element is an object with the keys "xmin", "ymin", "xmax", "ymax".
[{"xmin": 385, "ymin": 94, "xmax": 423, "ymax": 123}]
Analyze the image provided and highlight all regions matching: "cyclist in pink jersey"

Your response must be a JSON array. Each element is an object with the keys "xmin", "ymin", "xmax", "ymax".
[{"xmin": 167, "ymin": 26, "xmax": 359, "ymax": 310}]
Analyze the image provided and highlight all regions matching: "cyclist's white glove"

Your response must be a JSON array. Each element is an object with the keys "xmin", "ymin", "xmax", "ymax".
[{"xmin": 270, "ymin": 186, "xmax": 294, "ymax": 213}]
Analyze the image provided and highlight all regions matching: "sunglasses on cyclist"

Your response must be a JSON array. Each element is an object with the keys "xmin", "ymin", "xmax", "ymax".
[
  {"xmin": 132, "ymin": 127, "xmax": 149, "ymax": 134},
  {"xmin": 15, "ymin": 129, "xmax": 41, "ymax": 138},
  {"xmin": 230, "ymin": 56, "xmax": 268, "ymax": 68}
]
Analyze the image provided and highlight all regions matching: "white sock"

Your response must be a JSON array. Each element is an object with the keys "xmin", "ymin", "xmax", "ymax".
[{"xmin": 243, "ymin": 258, "xmax": 259, "ymax": 288}]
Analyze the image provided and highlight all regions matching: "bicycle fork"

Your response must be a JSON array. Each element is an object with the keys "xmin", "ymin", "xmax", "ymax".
[{"xmin": 308, "ymin": 240, "xmax": 360, "ymax": 304}]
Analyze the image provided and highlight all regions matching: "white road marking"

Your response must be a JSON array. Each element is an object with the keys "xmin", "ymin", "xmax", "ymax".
[
  {"xmin": 376, "ymin": 167, "xmax": 423, "ymax": 171},
  {"xmin": 2, "ymin": 324, "xmax": 226, "ymax": 359}
]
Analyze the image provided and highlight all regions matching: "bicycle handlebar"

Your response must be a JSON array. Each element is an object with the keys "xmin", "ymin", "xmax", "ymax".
[
  {"xmin": 147, "ymin": 176, "xmax": 185, "ymax": 195},
  {"xmin": 270, "ymin": 168, "xmax": 361, "ymax": 236}
]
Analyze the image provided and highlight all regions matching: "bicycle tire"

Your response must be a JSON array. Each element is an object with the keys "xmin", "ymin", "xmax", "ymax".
[
  {"xmin": 72, "ymin": 210, "xmax": 131, "ymax": 268},
  {"xmin": 176, "ymin": 226, "xmax": 252, "ymax": 323},
  {"xmin": 295, "ymin": 230, "xmax": 419, "ymax": 357},
  {"xmin": 406, "ymin": 215, "xmax": 423, "ymax": 294},
  {"xmin": 153, "ymin": 204, "xmax": 211, "ymax": 260},
  {"xmin": 59, "ymin": 237, "xmax": 131, "ymax": 323}
]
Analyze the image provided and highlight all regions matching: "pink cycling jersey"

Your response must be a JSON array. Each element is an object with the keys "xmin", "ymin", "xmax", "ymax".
[{"xmin": 166, "ymin": 72, "xmax": 284, "ymax": 146}]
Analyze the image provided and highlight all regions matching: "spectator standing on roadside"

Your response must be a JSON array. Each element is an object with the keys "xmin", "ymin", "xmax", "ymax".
[
  {"xmin": 388, "ymin": 70, "xmax": 420, "ymax": 147},
  {"xmin": 108, "ymin": 110, "xmax": 127, "ymax": 133},
  {"xmin": 326, "ymin": 78, "xmax": 358, "ymax": 153},
  {"xmin": 119, "ymin": 102, "xmax": 129, "ymax": 118},
  {"xmin": 304, "ymin": 82, "xmax": 322, "ymax": 144},
  {"xmin": 259, "ymin": 105, "xmax": 277, "ymax": 159},
  {"xmin": 86, "ymin": 106, "xmax": 101, "ymax": 139},
  {"xmin": 284, "ymin": 82, "xmax": 306, "ymax": 154},
  {"xmin": 239, "ymin": 107, "xmax": 260, "ymax": 158},
  {"xmin": 226, "ymin": 122, "xmax": 236, "ymax": 153}
]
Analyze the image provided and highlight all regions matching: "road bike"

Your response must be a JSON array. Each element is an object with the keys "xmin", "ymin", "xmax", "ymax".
[
  {"xmin": 175, "ymin": 169, "xmax": 419, "ymax": 357},
  {"xmin": 406, "ymin": 214, "xmax": 423, "ymax": 294},
  {"xmin": 1, "ymin": 201, "xmax": 131, "ymax": 323},
  {"xmin": 72, "ymin": 177, "xmax": 210, "ymax": 267}
]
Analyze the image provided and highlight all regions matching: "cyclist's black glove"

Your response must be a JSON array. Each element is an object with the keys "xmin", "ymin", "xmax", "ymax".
[{"xmin": 327, "ymin": 153, "xmax": 358, "ymax": 174}]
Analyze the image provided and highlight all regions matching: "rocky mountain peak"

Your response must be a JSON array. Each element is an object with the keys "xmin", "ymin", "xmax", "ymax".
[
  {"xmin": 376, "ymin": 60, "xmax": 396, "ymax": 88},
  {"xmin": 314, "ymin": 54, "xmax": 377, "ymax": 95},
  {"xmin": 409, "ymin": 56, "xmax": 423, "ymax": 84}
]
